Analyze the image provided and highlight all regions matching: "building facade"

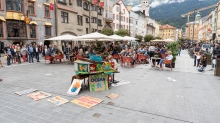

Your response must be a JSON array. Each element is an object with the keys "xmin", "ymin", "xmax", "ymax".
[
  {"xmin": 112, "ymin": 0, "xmax": 129, "ymax": 31},
  {"xmin": 55, "ymin": 0, "xmax": 104, "ymax": 48},
  {"xmin": 129, "ymin": 11, "xmax": 138, "ymax": 38},
  {"xmin": 217, "ymin": 1, "xmax": 220, "ymax": 41},
  {"xmin": 103, "ymin": 0, "xmax": 114, "ymax": 28},
  {"xmin": 0, "ymin": 0, "xmax": 56, "ymax": 51},
  {"xmin": 159, "ymin": 24, "xmax": 177, "ymax": 40},
  {"xmin": 186, "ymin": 21, "xmax": 199, "ymax": 41},
  {"xmin": 135, "ymin": 11, "xmax": 147, "ymax": 38}
]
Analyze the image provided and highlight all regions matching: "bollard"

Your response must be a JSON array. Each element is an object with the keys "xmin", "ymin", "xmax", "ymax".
[
  {"xmin": 214, "ymin": 59, "xmax": 220, "ymax": 76},
  {"xmin": 204, "ymin": 53, "xmax": 211, "ymax": 65}
]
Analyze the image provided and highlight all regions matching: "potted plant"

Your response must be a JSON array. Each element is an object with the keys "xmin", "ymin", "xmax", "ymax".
[{"xmin": 166, "ymin": 42, "xmax": 179, "ymax": 68}]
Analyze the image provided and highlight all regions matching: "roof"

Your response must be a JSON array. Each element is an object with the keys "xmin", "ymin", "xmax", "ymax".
[
  {"xmin": 201, "ymin": 15, "xmax": 209, "ymax": 22},
  {"xmin": 159, "ymin": 24, "xmax": 176, "ymax": 29},
  {"xmin": 56, "ymin": 3, "xmax": 77, "ymax": 13}
]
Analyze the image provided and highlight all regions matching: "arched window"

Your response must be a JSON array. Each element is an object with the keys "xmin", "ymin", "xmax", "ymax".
[{"xmin": 83, "ymin": 2, "xmax": 88, "ymax": 10}]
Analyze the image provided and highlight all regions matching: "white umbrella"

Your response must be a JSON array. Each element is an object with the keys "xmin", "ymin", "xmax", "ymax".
[
  {"xmin": 151, "ymin": 39, "xmax": 164, "ymax": 42},
  {"xmin": 73, "ymin": 32, "xmax": 112, "ymax": 41},
  {"xmin": 44, "ymin": 34, "xmax": 77, "ymax": 40},
  {"xmin": 164, "ymin": 39, "xmax": 175, "ymax": 42},
  {"xmin": 122, "ymin": 36, "xmax": 138, "ymax": 40}
]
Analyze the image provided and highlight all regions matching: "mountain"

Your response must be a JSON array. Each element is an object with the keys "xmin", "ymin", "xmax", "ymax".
[{"xmin": 123, "ymin": 0, "xmax": 218, "ymax": 29}]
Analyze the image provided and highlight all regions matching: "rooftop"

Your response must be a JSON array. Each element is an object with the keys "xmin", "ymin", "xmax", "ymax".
[{"xmin": 159, "ymin": 24, "xmax": 176, "ymax": 29}]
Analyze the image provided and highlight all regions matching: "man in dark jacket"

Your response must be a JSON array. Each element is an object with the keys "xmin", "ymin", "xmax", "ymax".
[{"xmin": 210, "ymin": 43, "xmax": 220, "ymax": 71}]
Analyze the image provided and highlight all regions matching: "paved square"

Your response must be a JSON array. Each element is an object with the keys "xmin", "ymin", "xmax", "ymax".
[{"xmin": 0, "ymin": 51, "xmax": 220, "ymax": 123}]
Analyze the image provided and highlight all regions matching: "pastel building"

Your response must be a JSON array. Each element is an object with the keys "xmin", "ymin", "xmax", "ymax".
[{"xmin": 112, "ymin": 0, "xmax": 129, "ymax": 31}]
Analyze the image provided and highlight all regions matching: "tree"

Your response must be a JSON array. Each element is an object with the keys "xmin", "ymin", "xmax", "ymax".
[
  {"xmin": 154, "ymin": 36, "xmax": 162, "ymax": 39},
  {"xmin": 135, "ymin": 35, "xmax": 143, "ymax": 42},
  {"xmin": 144, "ymin": 34, "xmax": 154, "ymax": 42},
  {"xmin": 114, "ymin": 29, "xmax": 129, "ymax": 36},
  {"xmin": 101, "ymin": 28, "xmax": 114, "ymax": 36}
]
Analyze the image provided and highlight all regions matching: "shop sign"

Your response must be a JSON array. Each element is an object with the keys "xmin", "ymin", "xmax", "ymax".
[
  {"xmin": 32, "ymin": 17, "xmax": 47, "ymax": 22},
  {"xmin": 89, "ymin": 74, "xmax": 108, "ymax": 92}
]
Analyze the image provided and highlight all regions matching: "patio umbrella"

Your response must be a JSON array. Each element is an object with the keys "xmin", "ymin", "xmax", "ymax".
[
  {"xmin": 44, "ymin": 34, "xmax": 77, "ymax": 41},
  {"xmin": 73, "ymin": 32, "xmax": 112, "ymax": 41},
  {"xmin": 150, "ymin": 39, "xmax": 164, "ymax": 42},
  {"xmin": 164, "ymin": 39, "xmax": 175, "ymax": 42},
  {"xmin": 122, "ymin": 36, "xmax": 138, "ymax": 40}
]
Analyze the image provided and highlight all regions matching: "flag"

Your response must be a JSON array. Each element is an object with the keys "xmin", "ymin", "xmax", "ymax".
[
  {"xmin": 100, "ymin": 2, "xmax": 104, "ymax": 7},
  {"xmin": 50, "ymin": 3, "xmax": 54, "ymax": 10},
  {"xmin": 94, "ymin": 0, "xmax": 98, "ymax": 4}
]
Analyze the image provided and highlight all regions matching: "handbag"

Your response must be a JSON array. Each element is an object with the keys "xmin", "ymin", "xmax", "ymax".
[
  {"xmin": 163, "ymin": 60, "xmax": 170, "ymax": 64},
  {"xmin": 4, "ymin": 55, "xmax": 7, "ymax": 60}
]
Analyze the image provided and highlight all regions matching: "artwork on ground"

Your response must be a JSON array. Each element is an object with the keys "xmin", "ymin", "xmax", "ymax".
[
  {"xmin": 71, "ymin": 95, "xmax": 103, "ymax": 109},
  {"xmin": 106, "ymin": 93, "xmax": 119, "ymax": 99},
  {"xmin": 89, "ymin": 74, "xmax": 108, "ymax": 92},
  {"xmin": 15, "ymin": 88, "xmax": 37, "ymax": 96},
  {"xmin": 47, "ymin": 96, "xmax": 69, "ymax": 106},
  {"xmin": 28, "ymin": 91, "xmax": 51, "ymax": 101},
  {"xmin": 67, "ymin": 79, "xmax": 83, "ymax": 95}
]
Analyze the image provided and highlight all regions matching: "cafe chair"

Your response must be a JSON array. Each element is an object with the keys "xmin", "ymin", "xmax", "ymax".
[{"xmin": 162, "ymin": 59, "xmax": 172, "ymax": 71}]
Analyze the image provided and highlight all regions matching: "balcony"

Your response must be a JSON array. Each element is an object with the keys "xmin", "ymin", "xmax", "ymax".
[{"xmin": 103, "ymin": 17, "xmax": 113, "ymax": 22}]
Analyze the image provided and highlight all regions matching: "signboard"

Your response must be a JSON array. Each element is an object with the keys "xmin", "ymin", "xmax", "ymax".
[
  {"xmin": 71, "ymin": 95, "xmax": 103, "ymax": 108},
  {"xmin": 15, "ymin": 88, "xmax": 37, "ymax": 96},
  {"xmin": 67, "ymin": 79, "xmax": 83, "ymax": 95},
  {"xmin": 89, "ymin": 74, "xmax": 108, "ymax": 92},
  {"xmin": 28, "ymin": 91, "xmax": 51, "ymax": 101},
  {"xmin": 106, "ymin": 93, "xmax": 119, "ymax": 99},
  {"xmin": 48, "ymin": 96, "xmax": 69, "ymax": 106}
]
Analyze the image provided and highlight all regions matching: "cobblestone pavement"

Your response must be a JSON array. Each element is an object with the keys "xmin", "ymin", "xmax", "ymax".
[{"xmin": 0, "ymin": 50, "xmax": 220, "ymax": 123}]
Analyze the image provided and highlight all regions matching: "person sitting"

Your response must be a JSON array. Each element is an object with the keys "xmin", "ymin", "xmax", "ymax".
[
  {"xmin": 45, "ymin": 48, "xmax": 53, "ymax": 64},
  {"xmin": 108, "ymin": 55, "xmax": 118, "ymax": 70},
  {"xmin": 152, "ymin": 49, "xmax": 162, "ymax": 68},
  {"xmin": 159, "ymin": 51, "xmax": 173, "ymax": 70}
]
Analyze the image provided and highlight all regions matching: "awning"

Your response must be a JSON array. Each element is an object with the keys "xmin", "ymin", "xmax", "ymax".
[
  {"xmin": 6, "ymin": 12, "xmax": 25, "ymax": 20},
  {"xmin": 0, "ymin": 16, "xmax": 6, "ymax": 21},
  {"xmin": 29, "ymin": 21, "xmax": 38, "ymax": 25},
  {"xmin": 44, "ymin": 2, "xmax": 50, "ymax": 6},
  {"xmin": 44, "ymin": 22, "xmax": 52, "ymax": 26}
]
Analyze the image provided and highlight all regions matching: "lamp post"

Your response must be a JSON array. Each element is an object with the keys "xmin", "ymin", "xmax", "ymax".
[
  {"xmin": 116, "ymin": 3, "xmax": 121, "ymax": 29},
  {"xmin": 192, "ymin": 9, "xmax": 197, "ymax": 42}
]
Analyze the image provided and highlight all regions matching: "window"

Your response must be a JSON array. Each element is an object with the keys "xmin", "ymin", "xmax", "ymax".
[
  {"xmin": 113, "ymin": 14, "xmax": 115, "ymax": 19},
  {"xmin": 61, "ymin": 11, "xmax": 68, "ymax": 23},
  {"xmin": 91, "ymin": 4, "xmax": 96, "ymax": 11},
  {"xmin": 129, "ymin": 18, "xmax": 133, "ymax": 23},
  {"xmin": 113, "ymin": 23, "xmax": 115, "ymax": 29},
  {"xmin": 77, "ymin": 15, "xmax": 83, "ymax": 25},
  {"xmin": 45, "ymin": 26, "xmax": 51, "ymax": 36},
  {"xmin": 77, "ymin": 0, "xmax": 82, "ymax": 7},
  {"xmin": 116, "ymin": 24, "xmax": 118, "ymax": 29},
  {"xmin": 45, "ymin": 5, "xmax": 50, "ymax": 18},
  {"xmin": 6, "ymin": 0, "xmax": 23, "ymax": 12},
  {"xmin": 116, "ymin": 7, "xmax": 119, "ymax": 12},
  {"xmin": 91, "ymin": 17, "xmax": 97, "ymax": 23},
  {"xmin": 98, "ymin": 19, "xmax": 102, "ymax": 26},
  {"xmin": 126, "ymin": 18, "xmax": 128, "ymax": 23},
  {"xmin": 29, "ymin": 25, "xmax": 36, "ymax": 38},
  {"xmin": 0, "ymin": 21, "xmax": 3, "ymax": 37},
  {"xmin": 58, "ymin": 0, "xmax": 66, "ymax": 3},
  {"xmin": 123, "ymin": 9, "xmax": 125, "ymax": 13},
  {"xmin": 7, "ymin": 20, "xmax": 26, "ymax": 38},
  {"xmin": 83, "ymin": 2, "xmax": 88, "ymax": 10},
  {"xmin": 86, "ymin": 28, "xmax": 89, "ymax": 34},
  {"xmin": 28, "ymin": 2, "xmax": 35, "ymax": 15},
  {"xmin": 123, "ymin": 17, "xmax": 125, "ymax": 22},
  {"xmin": 98, "ymin": 8, "xmax": 101, "ymax": 15},
  {"xmin": 116, "ymin": 15, "xmax": 118, "ymax": 20}
]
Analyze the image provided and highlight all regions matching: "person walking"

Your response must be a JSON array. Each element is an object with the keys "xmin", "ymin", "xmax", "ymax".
[
  {"xmin": 193, "ymin": 43, "xmax": 201, "ymax": 66},
  {"xmin": 28, "ymin": 44, "xmax": 34, "ymax": 63},
  {"xmin": 16, "ymin": 44, "xmax": 21, "ymax": 64},
  {"xmin": 6, "ymin": 47, "xmax": 12, "ymax": 66},
  {"xmin": 20, "ymin": 45, "xmax": 27, "ymax": 62},
  {"xmin": 34, "ymin": 44, "xmax": 40, "ymax": 62}
]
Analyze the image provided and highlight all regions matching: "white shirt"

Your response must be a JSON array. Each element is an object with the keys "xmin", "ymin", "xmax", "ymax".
[
  {"xmin": 36, "ymin": 47, "xmax": 38, "ymax": 52},
  {"xmin": 166, "ymin": 55, "xmax": 173, "ymax": 60},
  {"xmin": 148, "ymin": 46, "xmax": 155, "ymax": 52}
]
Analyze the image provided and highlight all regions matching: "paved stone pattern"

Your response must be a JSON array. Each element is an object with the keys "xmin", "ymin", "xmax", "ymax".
[{"xmin": 0, "ymin": 51, "xmax": 220, "ymax": 123}]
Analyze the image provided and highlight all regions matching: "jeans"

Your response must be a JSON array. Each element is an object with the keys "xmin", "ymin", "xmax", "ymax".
[
  {"xmin": 7, "ymin": 56, "xmax": 11, "ymax": 65},
  {"xmin": 198, "ymin": 67, "xmax": 205, "ymax": 72},
  {"xmin": 35, "ymin": 52, "xmax": 39, "ymax": 61},
  {"xmin": 212, "ymin": 59, "xmax": 216, "ymax": 69},
  {"xmin": 194, "ymin": 55, "xmax": 197, "ymax": 66},
  {"xmin": 159, "ymin": 59, "xmax": 164, "ymax": 67},
  {"xmin": 29, "ymin": 52, "xmax": 34, "ymax": 63}
]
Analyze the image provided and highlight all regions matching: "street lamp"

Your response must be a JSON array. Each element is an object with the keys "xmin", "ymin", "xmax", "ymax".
[
  {"xmin": 192, "ymin": 9, "xmax": 197, "ymax": 42},
  {"xmin": 115, "ymin": 3, "xmax": 121, "ymax": 29}
]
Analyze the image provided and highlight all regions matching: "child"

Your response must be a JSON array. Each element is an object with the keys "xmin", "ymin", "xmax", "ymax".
[{"xmin": 198, "ymin": 55, "xmax": 207, "ymax": 72}]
